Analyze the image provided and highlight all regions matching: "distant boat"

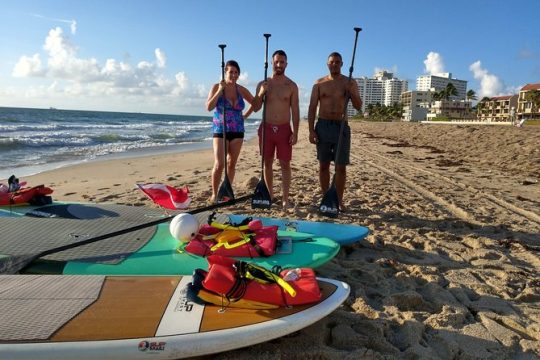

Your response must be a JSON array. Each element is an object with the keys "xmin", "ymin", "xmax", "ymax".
[{"xmin": 49, "ymin": 107, "xmax": 57, "ymax": 110}]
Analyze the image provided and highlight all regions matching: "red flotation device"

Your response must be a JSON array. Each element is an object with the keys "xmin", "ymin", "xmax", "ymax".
[
  {"xmin": 184, "ymin": 222, "xmax": 278, "ymax": 258},
  {"xmin": 188, "ymin": 255, "xmax": 321, "ymax": 309},
  {"xmin": 0, "ymin": 185, "xmax": 53, "ymax": 206}
]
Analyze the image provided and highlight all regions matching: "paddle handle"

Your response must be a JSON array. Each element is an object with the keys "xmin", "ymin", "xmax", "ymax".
[{"xmin": 219, "ymin": 44, "xmax": 226, "ymax": 82}]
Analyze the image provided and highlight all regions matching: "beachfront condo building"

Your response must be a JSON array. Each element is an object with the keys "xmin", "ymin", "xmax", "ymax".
[
  {"xmin": 517, "ymin": 83, "xmax": 540, "ymax": 120},
  {"xmin": 401, "ymin": 90, "xmax": 432, "ymax": 121},
  {"xmin": 426, "ymin": 100, "xmax": 472, "ymax": 120},
  {"xmin": 416, "ymin": 73, "xmax": 467, "ymax": 101},
  {"xmin": 347, "ymin": 71, "xmax": 408, "ymax": 116},
  {"xmin": 477, "ymin": 95, "xmax": 518, "ymax": 122}
]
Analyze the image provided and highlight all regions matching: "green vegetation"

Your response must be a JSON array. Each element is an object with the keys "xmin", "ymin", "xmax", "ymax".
[
  {"xmin": 525, "ymin": 90, "xmax": 540, "ymax": 112},
  {"xmin": 466, "ymin": 89, "xmax": 477, "ymax": 102},
  {"xmin": 433, "ymin": 83, "xmax": 459, "ymax": 101},
  {"xmin": 357, "ymin": 102, "xmax": 403, "ymax": 121}
]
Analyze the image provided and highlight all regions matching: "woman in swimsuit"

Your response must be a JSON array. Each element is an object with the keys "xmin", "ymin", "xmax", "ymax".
[{"xmin": 206, "ymin": 60, "xmax": 263, "ymax": 202}]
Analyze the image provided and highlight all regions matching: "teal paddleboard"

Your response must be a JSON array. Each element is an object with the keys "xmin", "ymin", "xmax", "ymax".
[
  {"xmin": 228, "ymin": 214, "xmax": 369, "ymax": 245},
  {"xmin": 0, "ymin": 202, "xmax": 340, "ymax": 275},
  {"xmin": 59, "ymin": 226, "xmax": 338, "ymax": 275},
  {"xmin": 0, "ymin": 203, "xmax": 369, "ymax": 244}
]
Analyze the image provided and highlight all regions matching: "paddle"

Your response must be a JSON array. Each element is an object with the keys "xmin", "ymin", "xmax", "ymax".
[
  {"xmin": 216, "ymin": 44, "xmax": 235, "ymax": 203},
  {"xmin": 319, "ymin": 27, "xmax": 362, "ymax": 218},
  {"xmin": 251, "ymin": 33, "xmax": 272, "ymax": 209},
  {"xmin": 0, "ymin": 194, "xmax": 252, "ymax": 274}
]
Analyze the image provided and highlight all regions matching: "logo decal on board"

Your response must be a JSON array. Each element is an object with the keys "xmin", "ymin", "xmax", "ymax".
[{"xmin": 138, "ymin": 340, "xmax": 166, "ymax": 352}]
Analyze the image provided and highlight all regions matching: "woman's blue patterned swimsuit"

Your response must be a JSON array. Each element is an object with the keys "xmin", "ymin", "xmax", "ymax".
[{"xmin": 213, "ymin": 86, "xmax": 245, "ymax": 134}]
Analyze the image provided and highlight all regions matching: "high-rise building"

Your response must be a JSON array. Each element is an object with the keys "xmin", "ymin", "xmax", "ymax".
[
  {"xmin": 416, "ymin": 73, "xmax": 467, "ymax": 100},
  {"xmin": 347, "ymin": 71, "xmax": 408, "ymax": 116}
]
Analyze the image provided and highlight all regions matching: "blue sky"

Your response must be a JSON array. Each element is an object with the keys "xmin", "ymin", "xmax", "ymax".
[{"xmin": 1, "ymin": 0, "xmax": 539, "ymax": 116}]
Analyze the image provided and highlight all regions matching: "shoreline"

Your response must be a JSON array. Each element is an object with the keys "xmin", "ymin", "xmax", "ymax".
[
  {"xmin": 6, "ymin": 121, "xmax": 540, "ymax": 359},
  {"xmin": 1, "ymin": 133, "xmax": 259, "ymax": 182}
]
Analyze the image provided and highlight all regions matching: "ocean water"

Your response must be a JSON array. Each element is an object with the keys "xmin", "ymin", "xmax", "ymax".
[{"xmin": 0, "ymin": 107, "xmax": 259, "ymax": 180}]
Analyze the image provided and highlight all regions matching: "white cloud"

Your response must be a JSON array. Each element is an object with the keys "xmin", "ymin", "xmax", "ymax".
[
  {"xmin": 10, "ymin": 25, "xmax": 208, "ymax": 113},
  {"xmin": 70, "ymin": 20, "xmax": 77, "ymax": 35},
  {"xmin": 423, "ymin": 51, "xmax": 445, "ymax": 75},
  {"xmin": 469, "ymin": 60, "xmax": 503, "ymax": 97},
  {"xmin": 505, "ymin": 85, "xmax": 522, "ymax": 95},
  {"xmin": 12, "ymin": 53, "xmax": 44, "ymax": 77},
  {"xmin": 43, "ymin": 27, "xmax": 75, "ymax": 57},
  {"xmin": 47, "ymin": 80, "xmax": 60, "ymax": 93},
  {"xmin": 32, "ymin": 14, "xmax": 77, "ymax": 35},
  {"xmin": 175, "ymin": 72, "xmax": 188, "ymax": 89},
  {"xmin": 238, "ymin": 72, "xmax": 249, "ymax": 86},
  {"xmin": 155, "ymin": 48, "xmax": 166, "ymax": 68}
]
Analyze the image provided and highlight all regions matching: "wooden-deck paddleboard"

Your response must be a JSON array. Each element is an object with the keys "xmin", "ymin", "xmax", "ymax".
[{"xmin": 0, "ymin": 275, "xmax": 350, "ymax": 360}]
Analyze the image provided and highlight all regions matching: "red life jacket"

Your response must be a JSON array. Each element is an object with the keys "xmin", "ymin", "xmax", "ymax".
[
  {"xmin": 184, "ymin": 224, "xmax": 278, "ymax": 258},
  {"xmin": 0, "ymin": 185, "xmax": 53, "ymax": 206},
  {"xmin": 189, "ymin": 255, "xmax": 321, "ymax": 309}
]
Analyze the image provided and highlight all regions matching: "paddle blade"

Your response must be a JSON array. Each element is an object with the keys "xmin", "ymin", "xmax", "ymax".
[
  {"xmin": 319, "ymin": 185, "xmax": 339, "ymax": 218},
  {"xmin": 216, "ymin": 176, "xmax": 235, "ymax": 203},
  {"xmin": 251, "ymin": 179, "xmax": 272, "ymax": 209},
  {"xmin": 0, "ymin": 254, "xmax": 37, "ymax": 274}
]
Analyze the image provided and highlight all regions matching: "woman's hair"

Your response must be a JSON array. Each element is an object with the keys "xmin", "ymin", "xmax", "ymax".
[{"xmin": 226, "ymin": 60, "xmax": 240, "ymax": 73}]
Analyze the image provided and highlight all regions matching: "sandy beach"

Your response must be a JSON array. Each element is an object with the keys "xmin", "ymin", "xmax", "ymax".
[{"xmin": 13, "ymin": 121, "xmax": 540, "ymax": 359}]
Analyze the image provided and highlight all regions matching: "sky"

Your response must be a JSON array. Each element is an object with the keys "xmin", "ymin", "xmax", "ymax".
[{"xmin": 1, "ymin": 0, "xmax": 539, "ymax": 117}]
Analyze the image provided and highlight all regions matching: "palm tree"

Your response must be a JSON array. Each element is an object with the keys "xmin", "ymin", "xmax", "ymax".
[
  {"xmin": 466, "ymin": 89, "xmax": 477, "ymax": 102},
  {"xmin": 443, "ymin": 83, "xmax": 458, "ymax": 100},
  {"xmin": 465, "ymin": 90, "xmax": 477, "ymax": 118},
  {"xmin": 432, "ymin": 91, "xmax": 443, "ymax": 101},
  {"xmin": 390, "ymin": 102, "xmax": 402, "ymax": 119},
  {"xmin": 366, "ymin": 103, "xmax": 374, "ymax": 114},
  {"xmin": 525, "ymin": 89, "xmax": 540, "ymax": 112}
]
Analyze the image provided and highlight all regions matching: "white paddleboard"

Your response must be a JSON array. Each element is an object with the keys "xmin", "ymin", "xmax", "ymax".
[{"xmin": 0, "ymin": 274, "xmax": 349, "ymax": 360}]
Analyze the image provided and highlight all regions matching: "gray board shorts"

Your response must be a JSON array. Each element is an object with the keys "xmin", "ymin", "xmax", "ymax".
[{"xmin": 315, "ymin": 118, "xmax": 350, "ymax": 165}]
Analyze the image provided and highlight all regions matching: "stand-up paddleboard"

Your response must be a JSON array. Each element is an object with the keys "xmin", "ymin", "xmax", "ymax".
[
  {"xmin": 0, "ymin": 275, "xmax": 350, "ymax": 360},
  {"xmin": 228, "ymin": 214, "xmax": 369, "ymax": 245},
  {"xmin": 0, "ymin": 203, "xmax": 340, "ymax": 275},
  {"xmin": 0, "ymin": 202, "xmax": 369, "ymax": 244}
]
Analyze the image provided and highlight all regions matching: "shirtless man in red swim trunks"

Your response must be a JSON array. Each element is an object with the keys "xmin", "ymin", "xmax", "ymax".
[{"xmin": 249, "ymin": 50, "xmax": 300, "ymax": 209}]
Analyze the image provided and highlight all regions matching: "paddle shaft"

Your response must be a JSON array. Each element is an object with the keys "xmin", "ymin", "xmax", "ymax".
[
  {"xmin": 259, "ymin": 34, "xmax": 271, "ymax": 177},
  {"xmin": 331, "ymin": 27, "xmax": 362, "ymax": 184},
  {"xmin": 219, "ymin": 44, "xmax": 229, "ymax": 180},
  {"xmin": 17, "ymin": 194, "xmax": 252, "ymax": 272},
  {"xmin": 250, "ymin": 34, "xmax": 273, "ymax": 209}
]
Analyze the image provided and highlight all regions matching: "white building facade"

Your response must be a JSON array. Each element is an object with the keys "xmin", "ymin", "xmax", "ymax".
[
  {"xmin": 426, "ymin": 100, "xmax": 472, "ymax": 120},
  {"xmin": 401, "ymin": 90, "xmax": 432, "ymax": 121},
  {"xmin": 348, "ymin": 71, "xmax": 408, "ymax": 116},
  {"xmin": 416, "ymin": 73, "xmax": 467, "ymax": 100}
]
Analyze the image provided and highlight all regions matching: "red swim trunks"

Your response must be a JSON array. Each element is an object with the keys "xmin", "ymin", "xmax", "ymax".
[{"xmin": 258, "ymin": 122, "xmax": 292, "ymax": 162}]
